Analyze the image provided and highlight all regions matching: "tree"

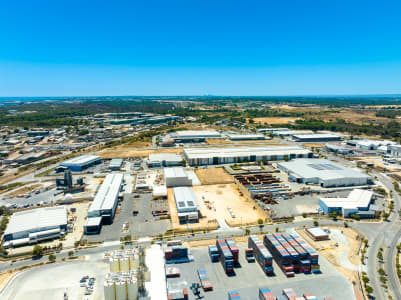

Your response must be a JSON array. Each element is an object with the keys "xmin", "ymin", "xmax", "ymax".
[
  {"xmin": 245, "ymin": 228, "xmax": 250, "ymax": 235},
  {"xmin": 313, "ymin": 220, "xmax": 319, "ymax": 227},
  {"xmin": 32, "ymin": 245, "xmax": 44, "ymax": 257},
  {"xmin": 68, "ymin": 250, "xmax": 74, "ymax": 257},
  {"xmin": 48, "ymin": 254, "xmax": 56, "ymax": 262},
  {"xmin": 257, "ymin": 218, "xmax": 263, "ymax": 225},
  {"xmin": 365, "ymin": 285, "xmax": 373, "ymax": 294}
]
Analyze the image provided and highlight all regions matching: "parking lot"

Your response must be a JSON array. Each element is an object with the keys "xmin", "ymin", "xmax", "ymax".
[
  {"xmin": 0, "ymin": 254, "xmax": 108, "ymax": 300},
  {"xmin": 167, "ymin": 242, "xmax": 355, "ymax": 299},
  {"xmin": 85, "ymin": 192, "xmax": 171, "ymax": 243}
]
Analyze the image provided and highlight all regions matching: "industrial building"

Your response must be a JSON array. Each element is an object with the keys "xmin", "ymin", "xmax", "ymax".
[
  {"xmin": 3, "ymin": 206, "xmax": 67, "ymax": 248},
  {"xmin": 173, "ymin": 187, "xmax": 200, "ymax": 223},
  {"xmin": 59, "ymin": 154, "xmax": 101, "ymax": 171},
  {"xmin": 389, "ymin": 144, "xmax": 401, "ymax": 158},
  {"xmin": 347, "ymin": 139, "xmax": 396, "ymax": 151},
  {"xmin": 257, "ymin": 128, "xmax": 289, "ymax": 134},
  {"xmin": 84, "ymin": 173, "xmax": 124, "ymax": 234},
  {"xmin": 272, "ymin": 130, "xmax": 314, "ymax": 137},
  {"xmin": 183, "ymin": 146, "xmax": 313, "ymax": 166},
  {"xmin": 277, "ymin": 158, "xmax": 372, "ymax": 187},
  {"xmin": 305, "ymin": 227, "xmax": 329, "ymax": 241},
  {"xmin": 164, "ymin": 167, "xmax": 198, "ymax": 187},
  {"xmin": 293, "ymin": 133, "xmax": 342, "ymax": 143},
  {"xmin": 226, "ymin": 133, "xmax": 266, "ymax": 141},
  {"xmin": 319, "ymin": 189, "xmax": 375, "ymax": 217},
  {"xmin": 168, "ymin": 130, "xmax": 221, "ymax": 143},
  {"xmin": 325, "ymin": 143, "xmax": 353, "ymax": 155},
  {"xmin": 147, "ymin": 153, "xmax": 183, "ymax": 168},
  {"xmin": 109, "ymin": 158, "xmax": 124, "ymax": 171}
]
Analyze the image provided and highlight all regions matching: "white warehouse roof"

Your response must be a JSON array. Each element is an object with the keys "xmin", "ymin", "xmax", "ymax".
[
  {"xmin": 4, "ymin": 206, "xmax": 67, "ymax": 236},
  {"xmin": 320, "ymin": 189, "xmax": 373, "ymax": 209},
  {"xmin": 149, "ymin": 153, "xmax": 182, "ymax": 162},
  {"xmin": 278, "ymin": 158, "xmax": 370, "ymax": 182},
  {"xmin": 173, "ymin": 187, "xmax": 200, "ymax": 213},
  {"xmin": 184, "ymin": 146, "xmax": 310, "ymax": 159},
  {"xmin": 171, "ymin": 130, "xmax": 221, "ymax": 138},
  {"xmin": 88, "ymin": 173, "xmax": 124, "ymax": 215}
]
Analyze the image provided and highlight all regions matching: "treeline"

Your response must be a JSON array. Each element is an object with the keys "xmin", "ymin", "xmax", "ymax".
[
  {"xmin": 288, "ymin": 119, "xmax": 401, "ymax": 140},
  {"xmin": 376, "ymin": 109, "xmax": 401, "ymax": 119}
]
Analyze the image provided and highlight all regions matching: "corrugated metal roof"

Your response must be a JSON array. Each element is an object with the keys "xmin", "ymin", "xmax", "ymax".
[
  {"xmin": 184, "ymin": 146, "xmax": 310, "ymax": 159},
  {"xmin": 173, "ymin": 187, "xmax": 200, "ymax": 213},
  {"xmin": 88, "ymin": 173, "xmax": 123, "ymax": 214},
  {"xmin": 61, "ymin": 154, "xmax": 100, "ymax": 166},
  {"xmin": 149, "ymin": 153, "xmax": 182, "ymax": 162},
  {"xmin": 278, "ymin": 158, "xmax": 370, "ymax": 181},
  {"xmin": 5, "ymin": 206, "xmax": 67, "ymax": 236},
  {"xmin": 320, "ymin": 189, "xmax": 373, "ymax": 209},
  {"xmin": 164, "ymin": 167, "xmax": 187, "ymax": 179}
]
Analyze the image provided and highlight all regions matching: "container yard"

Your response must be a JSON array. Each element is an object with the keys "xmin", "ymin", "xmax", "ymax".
[
  {"xmin": 165, "ymin": 245, "xmax": 191, "ymax": 264},
  {"xmin": 225, "ymin": 237, "xmax": 240, "ymax": 266},
  {"xmin": 248, "ymin": 235, "xmax": 274, "ymax": 275},
  {"xmin": 197, "ymin": 268, "xmax": 213, "ymax": 291},
  {"xmin": 208, "ymin": 245, "xmax": 219, "ymax": 262}
]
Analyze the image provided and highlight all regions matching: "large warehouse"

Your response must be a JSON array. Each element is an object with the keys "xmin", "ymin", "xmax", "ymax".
[
  {"xmin": 173, "ymin": 187, "xmax": 200, "ymax": 223},
  {"xmin": 277, "ymin": 158, "xmax": 372, "ymax": 187},
  {"xmin": 292, "ymin": 133, "xmax": 342, "ymax": 143},
  {"xmin": 183, "ymin": 146, "xmax": 312, "ymax": 166},
  {"xmin": 84, "ymin": 173, "xmax": 124, "ymax": 234},
  {"xmin": 3, "ymin": 206, "xmax": 67, "ymax": 248},
  {"xmin": 147, "ymin": 153, "xmax": 183, "ymax": 168},
  {"xmin": 319, "ymin": 189, "xmax": 375, "ymax": 217},
  {"xmin": 169, "ymin": 130, "xmax": 221, "ymax": 142},
  {"xmin": 60, "ymin": 154, "xmax": 101, "ymax": 171},
  {"xmin": 164, "ymin": 167, "xmax": 200, "ymax": 187}
]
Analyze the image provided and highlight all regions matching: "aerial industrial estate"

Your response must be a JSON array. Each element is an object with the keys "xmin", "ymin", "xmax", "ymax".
[{"xmin": 0, "ymin": 97, "xmax": 401, "ymax": 300}]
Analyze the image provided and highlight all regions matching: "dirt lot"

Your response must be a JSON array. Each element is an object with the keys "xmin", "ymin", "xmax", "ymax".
[
  {"xmin": 322, "ymin": 110, "xmax": 392, "ymax": 125},
  {"xmin": 99, "ymin": 148, "xmax": 182, "ymax": 158},
  {"xmin": 250, "ymin": 117, "xmax": 302, "ymax": 125},
  {"xmin": 6, "ymin": 184, "xmax": 42, "ymax": 198},
  {"xmin": 0, "ymin": 269, "xmax": 18, "ymax": 292},
  {"xmin": 115, "ymin": 141, "xmax": 152, "ymax": 149},
  {"xmin": 297, "ymin": 226, "xmax": 362, "ymax": 284},
  {"xmin": 195, "ymin": 167, "xmax": 234, "ymax": 185},
  {"xmin": 193, "ymin": 184, "xmax": 267, "ymax": 226},
  {"xmin": 206, "ymin": 138, "xmax": 282, "ymax": 145},
  {"xmin": 302, "ymin": 143, "xmax": 325, "ymax": 148}
]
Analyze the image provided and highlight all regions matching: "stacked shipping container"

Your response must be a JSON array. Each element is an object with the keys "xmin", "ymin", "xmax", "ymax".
[
  {"xmin": 282, "ymin": 233, "xmax": 311, "ymax": 273},
  {"xmin": 258, "ymin": 288, "xmax": 276, "ymax": 300},
  {"xmin": 197, "ymin": 268, "xmax": 213, "ymax": 291},
  {"xmin": 216, "ymin": 239, "xmax": 235, "ymax": 274},
  {"xmin": 225, "ymin": 237, "xmax": 239, "ymax": 265},
  {"xmin": 291, "ymin": 233, "xmax": 320, "ymax": 271},
  {"xmin": 248, "ymin": 235, "xmax": 274, "ymax": 275},
  {"xmin": 263, "ymin": 234, "xmax": 294, "ymax": 277},
  {"xmin": 208, "ymin": 245, "xmax": 219, "ymax": 262}
]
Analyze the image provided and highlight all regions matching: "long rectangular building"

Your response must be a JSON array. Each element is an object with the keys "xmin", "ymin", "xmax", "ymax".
[
  {"xmin": 85, "ymin": 173, "xmax": 124, "ymax": 234},
  {"xmin": 3, "ymin": 206, "xmax": 67, "ymax": 248},
  {"xmin": 293, "ymin": 133, "xmax": 342, "ymax": 143},
  {"xmin": 183, "ymin": 146, "xmax": 312, "ymax": 166},
  {"xmin": 60, "ymin": 154, "xmax": 101, "ymax": 171}
]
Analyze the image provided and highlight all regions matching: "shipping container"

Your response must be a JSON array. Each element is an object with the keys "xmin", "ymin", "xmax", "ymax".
[
  {"xmin": 291, "ymin": 233, "xmax": 319, "ymax": 269},
  {"xmin": 282, "ymin": 287, "xmax": 297, "ymax": 300},
  {"xmin": 228, "ymin": 290, "xmax": 241, "ymax": 300},
  {"xmin": 208, "ymin": 245, "xmax": 219, "ymax": 262},
  {"xmin": 245, "ymin": 248, "xmax": 255, "ymax": 262},
  {"xmin": 225, "ymin": 237, "xmax": 239, "ymax": 265},
  {"xmin": 216, "ymin": 239, "xmax": 235, "ymax": 274},
  {"xmin": 197, "ymin": 268, "xmax": 213, "ymax": 291},
  {"xmin": 263, "ymin": 234, "xmax": 294, "ymax": 277},
  {"xmin": 248, "ymin": 235, "xmax": 274, "ymax": 275},
  {"xmin": 258, "ymin": 287, "xmax": 275, "ymax": 300}
]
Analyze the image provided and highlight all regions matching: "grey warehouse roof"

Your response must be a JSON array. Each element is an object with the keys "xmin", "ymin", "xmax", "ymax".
[
  {"xmin": 149, "ymin": 153, "xmax": 182, "ymax": 162},
  {"xmin": 278, "ymin": 158, "xmax": 370, "ymax": 181},
  {"xmin": 88, "ymin": 173, "xmax": 123, "ymax": 215},
  {"xmin": 61, "ymin": 154, "xmax": 100, "ymax": 166},
  {"xmin": 5, "ymin": 206, "xmax": 67, "ymax": 236}
]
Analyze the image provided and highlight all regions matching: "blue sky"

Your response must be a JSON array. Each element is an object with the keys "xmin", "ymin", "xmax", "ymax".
[{"xmin": 1, "ymin": 0, "xmax": 401, "ymax": 96}]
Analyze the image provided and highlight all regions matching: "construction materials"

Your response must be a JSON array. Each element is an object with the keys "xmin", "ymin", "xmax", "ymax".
[
  {"xmin": 225, "ymin": 237, "xmax": 239, "ymax": 265},
  {"xmin": 208, "ymin": 245, "xmax": 219, "ymax": 262},
  {"xmin": 248, "ymin": 235, "xmax": 273, "ymax": 275},
  {"xmin": 197, "ymin": 268, "xmax": 213, "ymax": 291},
  {"xmin": 228, "ymin": 290, "xmax": 241, "ymax": 300},
  {"xmin": 258, "ymin": 287, "xmax": 275, "ymax": 300},
  {"xmin": 216, "ymin": 239, "xmax": 235, "ymax": 274},
  {"xmin": 245, "ymin": 248, "xmax": 255, "ymax": 262}
]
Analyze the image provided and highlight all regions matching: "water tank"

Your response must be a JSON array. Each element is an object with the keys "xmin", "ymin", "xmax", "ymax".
[
  {"xmin": 109, "ymin": 258, "xmax": 119, "ymax": 273},
  {"xmin": 104, "ymin": 281, "xmax": 115, "ymax": 300},
  {"xmin": 120, "ymin": 257, "xmax": 130, "ymax": 272},
  {"xmin": 115, "ymin": 281, "xmax": 126, "ymax": 300},
  {"xmin": 144, "ymin": 270, "xmax": 151, "ymax": 282},
  {"xmin": 64, "ymin": 193, "xmax": 73, "ymax": 202},
  {"xmin": 127, "ymin": 279, "xmax": 138, "ymax": 300},
  {"xmin": 129, "ymin": 256, "xmax": 138, "ymax": 269}
]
